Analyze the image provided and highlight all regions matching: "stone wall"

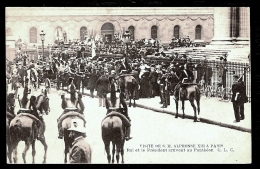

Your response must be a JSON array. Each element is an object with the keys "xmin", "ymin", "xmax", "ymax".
[{"xmin": 6, "ymin": 15, "xmax": 214, "ymax": 45}]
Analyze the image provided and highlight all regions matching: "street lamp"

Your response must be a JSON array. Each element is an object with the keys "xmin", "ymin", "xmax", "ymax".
[
  {"xmin": 40, "ymin": 30, "xmax": 46, "ymax": 61},
  {"xmin": 123, "ymin": 30, "xmax": 131, "ymax": 57}
]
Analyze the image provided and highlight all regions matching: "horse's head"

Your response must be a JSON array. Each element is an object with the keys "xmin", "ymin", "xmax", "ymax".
[{"xmin": 7, "ymin": 93, "xmax": 15, "ymax": 113}]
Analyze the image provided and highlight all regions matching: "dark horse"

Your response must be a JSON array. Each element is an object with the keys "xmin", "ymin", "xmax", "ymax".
[
  {"xmin": 58, "ymin": 93, "xmax": 86, "ymax": 163},
  {"xmin": 6, "ymin": 92, "xmax": 16, "ymax": 163},
  {"xmin": 173, "ymin": 82, "xmax": 201, "ymax": 122},
  {"xmin": 101, "ymin": 82, "xmax": 128, "ymax": 164},
  {"xmin": 8, "ymin": 92, "xmax": 49, "ymax": 163},
  {"xmin": 101, "ymin": 114, "xmax": 126, "ymax": 164},
  {"xmin": 118, "ymin": 75, "xmax": 138, "ymax": 107}
]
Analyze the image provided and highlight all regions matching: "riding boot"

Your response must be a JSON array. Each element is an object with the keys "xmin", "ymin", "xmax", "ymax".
[
  {"xmin": 98, "ymin": 97, "xmax": 102, "ymax": 107},
  {"xmin": 125, "ymin": 126, "xmax": 132, "ymax": 141}
]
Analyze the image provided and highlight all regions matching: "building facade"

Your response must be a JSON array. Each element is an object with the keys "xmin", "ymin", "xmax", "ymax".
[{"xmin": 6, "ymin": 7, "xmax": 215, "ymax": 45}]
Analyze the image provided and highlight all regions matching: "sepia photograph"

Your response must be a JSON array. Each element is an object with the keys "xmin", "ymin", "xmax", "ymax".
[{"xmin": 6, "ymin": 7, "xmax": 251, "ymax": 164}]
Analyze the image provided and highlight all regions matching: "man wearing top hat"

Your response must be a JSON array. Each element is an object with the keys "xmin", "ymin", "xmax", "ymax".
[
  {"xmin": 17, "ymin": 62, "xmax": 26, "ymax": 88},
  {"xmin": 68, "ymin": 119, "xmax": 92, "ymax": 163},
  {"xmin": 231, "ymin": 74, "xmax": 248, "ymax": 123}
]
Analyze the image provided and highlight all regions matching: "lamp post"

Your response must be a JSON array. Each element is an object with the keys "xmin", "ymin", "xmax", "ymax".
[
  {"xmin": 123, "ymin": 30, "xmax": 131, "ymax": 58},
  {"xmin": 40, "ymin": 30, "xmax": 46, "ymax": 61}
]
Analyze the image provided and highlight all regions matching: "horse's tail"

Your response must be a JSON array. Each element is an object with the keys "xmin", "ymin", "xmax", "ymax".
[{"xmin": 10, "ymin": 119, "xmax": 22, "ymax": 140}]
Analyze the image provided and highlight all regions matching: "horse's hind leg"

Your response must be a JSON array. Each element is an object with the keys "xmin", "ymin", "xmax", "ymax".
[
  {"xmin": 175, "ymin": 100, "xmax": 179, "ymax": 118},
  {"xmin": 31, "ymin": 140, "xmax": 36, "ymax": 163},
  {"xmin": 121, "ymin": 145, "xmax": 124, "ymax": 164},
  {"xmin": 12, "ymin": 142, "xmax": 18, "ymax": 163},
  {"xmin": 182, "ymin": 100, "xmax": 185, "ymax": 119},
  {"xmin": 112, "ymin": 143, "xmax": 115, "ymax": 163},
  {"xmin": 115, "ymin": 144, "xmax": 120, "ymax": 164},
  {"xmin": 104, "ymin": 142, "xmax": 111, "ymax": 163},
  {"xmin": 39, "ymin": 137, "xmax": 48, "ymax": 163},
  {"xmin": 189, "ymin": 100, "xmax": 198, "ymax": 122},
  {"xmin": 196, "ymin": 99, "xmax": 200, "ymax": 121},
  {"xmin": 22, "ymin": 141, "xmax": 30, "ymax": 164}
]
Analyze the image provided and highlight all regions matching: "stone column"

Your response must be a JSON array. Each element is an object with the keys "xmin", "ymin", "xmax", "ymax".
[
  {"xmin": 231, "ymin": 7, "xmax": 239, "ymax": 41},
  {"xmin": 235, "ymin": 7, "xmax": 250, "ymax": 45},
  {"xmin": 210, "ymin": 7, "xmax": 234, "ymax": 45}
]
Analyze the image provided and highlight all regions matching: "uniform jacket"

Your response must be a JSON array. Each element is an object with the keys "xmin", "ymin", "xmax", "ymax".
[
  {"xmin": 179, "ymin": 69, "xmax": 194, "ymax": 82},
  {"xmin": 69, "ymin": 137, "xmax": 92, "ymax": 163}
]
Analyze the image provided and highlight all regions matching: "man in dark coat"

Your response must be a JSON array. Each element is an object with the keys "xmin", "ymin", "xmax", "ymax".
[
  {"xmin": 17, "ymin": 62, "xmax": 27, "ymax": 87},
  {"xmin": 88, "ymin": 68, "xmax": 98, "ymax": 98},
  {"xmin": 149, "ymin": 64, "xmax": 159, "ymax": 97},
  {"xmin": 231, "ymin": 74, "xmax": 248, "ymax": 123},
  {"xmin": 96, "ymin": 71, "xmax": 109, "ymax": 107},
  {"xmin": 68, "ymin": 119, "xmax": 92, "ymax": 163}
]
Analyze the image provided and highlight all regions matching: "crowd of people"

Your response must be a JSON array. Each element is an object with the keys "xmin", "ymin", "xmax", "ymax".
[{"xmin": 6, "ymin": 35, "xmax": 249, "ymax": 163}]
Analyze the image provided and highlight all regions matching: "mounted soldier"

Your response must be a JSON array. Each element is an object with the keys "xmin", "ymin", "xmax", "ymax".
[
  {"xmin": 57, "ymin": 78, "xmax": 85, "ymax": 139},
  {"xmin": 104, "ymin": 75, "xmax": 132, "ymax": 141},
  {"xmin": 173, "ymin": 63, "xmax": 194, "ymax": 100}
]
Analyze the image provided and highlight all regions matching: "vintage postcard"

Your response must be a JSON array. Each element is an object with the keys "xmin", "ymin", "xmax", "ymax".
[{"xmin": 6, "ymin": 7, "xmax": 251, "ymax": 164}]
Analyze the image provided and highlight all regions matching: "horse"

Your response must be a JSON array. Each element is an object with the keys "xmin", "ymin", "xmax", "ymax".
[
  {"xmin": 6, "ymin": 92, "xmax": 16, "ymax": 163},
  {"xmin": 101, "ymin": 114, "xmax": 126, "ymax": 164},
  {"xmin": 58, "ymin": 94, "xmax": 86, "ymax": 163},
  {"xmin": 173, "ymin": 82, "xmax": 200, "ymax": 122},
  {"xmin": 118, "ymin": 75, "xmax": 138, "ymax": 107},
  {"xmin": 8, "ymin": 95, "xmax": 48, "ymax": 164}
]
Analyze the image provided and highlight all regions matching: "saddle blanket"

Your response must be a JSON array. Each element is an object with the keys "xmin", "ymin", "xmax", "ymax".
[
  {"xmin": 102, "ymin": 111, "xmax": 131, "ymax": 127},
  {"xmin": 59, "ymin": 111, "xmax": 86, "ymax": 125}
]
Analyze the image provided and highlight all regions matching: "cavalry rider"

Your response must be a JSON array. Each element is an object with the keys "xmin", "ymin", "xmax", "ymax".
[
  {"xmin": 104, "ymin": 75, "xmax": 132, "ymax": 141},
  {"xmin": 173, "ymin": 63, "xmax": 194, "ymax": 100},
  {"xmin": 57, "ymin": 77, "xmax": 85, "ymax": 139},
  {"xmin": 17, "ymin": 82, "xmax": 45, "ymax": 140}
]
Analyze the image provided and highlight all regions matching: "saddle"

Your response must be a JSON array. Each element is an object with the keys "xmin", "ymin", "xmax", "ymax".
[
  {"xmin": 16, "ymin": 112, "xmax": 42, "ymax": 126},
  {"xmin": 17, "ymin": 108, "xmax": 32, "ymax": 114},
  {"xmin": 102, "ymin": 111, "xmax": 131, "ymax": 127},
  {"xmin": 59, "ymin": 110, "xmax": 86, "ymax": 126}
]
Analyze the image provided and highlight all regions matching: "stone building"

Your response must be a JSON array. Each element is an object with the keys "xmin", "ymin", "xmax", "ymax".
[{"xmin": 5, "ymin": 7, "xmax": 250, "ymax": 60}]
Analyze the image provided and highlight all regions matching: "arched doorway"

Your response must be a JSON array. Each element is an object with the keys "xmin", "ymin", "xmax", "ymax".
[
  {"xmin": 101, "ymin": 22, "xmax": 115, "ymax": 43},
  {"xmin": 30, "ymin": 27, "xmax": 37, "ymax": 43},
  {"xmin": 128, "ymin": 26, "xmax": 135, "ymax": 41},
  {"xmin": 55, "ymin": 26, "xmax": 63, "ymax": 41},
  {"xmin": 195, "ymin": 25, "xmax": 202, "ymax": 40},
  {"xmin": 80, "ymin": 26, "xmax": 87, "ymax": 40}
]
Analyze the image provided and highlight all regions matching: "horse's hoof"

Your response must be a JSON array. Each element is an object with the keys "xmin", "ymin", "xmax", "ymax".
[{"xmin": 175, "ymin": 116, "xmax": 178, "ymax": 118}]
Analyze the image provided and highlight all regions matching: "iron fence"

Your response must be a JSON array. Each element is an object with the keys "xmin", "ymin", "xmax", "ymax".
[{"xmin": 185, "ymin": 59, "xmax": 251, "ymax": 102}]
